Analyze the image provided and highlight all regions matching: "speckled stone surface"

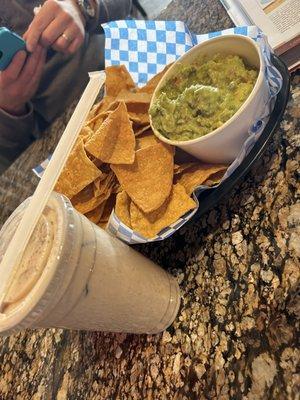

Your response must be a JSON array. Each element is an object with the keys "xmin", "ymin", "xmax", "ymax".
[{"xmin": 0, "ymin": 1, "xmax": 299, "ymax": 399}]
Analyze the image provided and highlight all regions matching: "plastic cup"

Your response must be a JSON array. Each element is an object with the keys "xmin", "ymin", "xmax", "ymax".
[{"xmin": 0, "ymin": 192, "xmax": 180, "ymax": 336}]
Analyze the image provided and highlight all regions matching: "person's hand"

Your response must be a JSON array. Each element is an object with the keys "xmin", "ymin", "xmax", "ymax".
[
  {"xmin": 0, "ymin": 45, "xmax": 47, "ymax": 116},
  {"xmin": 24, "ymin": 0, "xmax": 85, "ymax": 55}
]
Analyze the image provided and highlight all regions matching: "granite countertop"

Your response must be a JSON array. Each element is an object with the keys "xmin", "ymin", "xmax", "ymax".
[{"xmin": 0, "ymin": 1, "xmax": 299, "ymax": 399}]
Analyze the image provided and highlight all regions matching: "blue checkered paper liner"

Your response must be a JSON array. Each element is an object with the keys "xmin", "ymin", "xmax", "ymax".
[
  {"xmin": 102, "ymin": 21, "xmax": 282, "ymax": 91},
  {"xmin": 33, "ymin": 21, "xmax": 282, "ymax": 244}
]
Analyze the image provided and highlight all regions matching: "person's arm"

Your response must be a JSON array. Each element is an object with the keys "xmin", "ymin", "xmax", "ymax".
[
  {"xmin": 96, "ymin": 0, "xmax": 132, "ymax": 24},
  {"xmin": 0, "ymin": 104, "xmax": 38, "ymax": 162}
]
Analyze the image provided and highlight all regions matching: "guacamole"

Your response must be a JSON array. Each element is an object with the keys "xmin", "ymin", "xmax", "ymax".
[{"xmin": 149, "ymin": 54, "xmax": 258, "ymax": 141}]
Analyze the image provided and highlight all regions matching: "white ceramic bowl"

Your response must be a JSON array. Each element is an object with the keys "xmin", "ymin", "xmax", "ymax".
[{"xmin": 150, "ymin": 35, "xmax": 270, "ymax": 163}]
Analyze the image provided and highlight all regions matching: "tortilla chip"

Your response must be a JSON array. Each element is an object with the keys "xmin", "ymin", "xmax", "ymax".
[
  {"xmin": 98, "ymin": 221, "xmax": 108, "ymax": 229},
  {"xmin": 203, "ymin": 170, "xmax": 227, "ymax": 187},
  {"xmin": 85, "ymin": 102, "xmax": 135, "ymax": 164},
  {"xmin": 70, "ymin": 176, "xmax": 114, "ymax": 214},
  {"xmin": 90, "ymin": 157, "xmax": 103, "ymax": 169},
  {"xmin": 79, "ymin": 126, "xmax": 94, "ymax": 143},
  {"xmin": 137, "ymin": 64, "xmax": 172, "ymax": 95},
  {"xmin": 112, "ymin": 181, "xmax": 121, "ymax": 194},
  {"xmin": 104, "ymin": 100, "xmax": 120, "ymax": 113},
  {"xmin": 93, "ymin": 173, "xmax": 108, "ymax": 195},
  {"xmin": 86, "ymin": 97, "xmax": 115, "ymax": 128},
  {"xmin": 86, "ymin": 112, "xmax": 109, "ymax": 130},
  {"xmin": 93, "ymin": 111, "xmax": 112, "ymax": 132},
  {"xmin": 85, "ymin": 202, "xmax": 106, "ymax": 224},
  {"xmin": 87, "ymin": 102, "xmax": 101, "ymax": 120},
  {"xmin": 104, "ymin": 96, "xmax": 149, "ymax": 127},
  {"xmin": 136, "ymin": 131, "xmax": 159, "ymax": 150},
  {"xmin": 70, "ymin": 183, "xmax": 93, "ymax": 203},
  {"xmin": 130, "ymin": 183, "xmax": 196, "ymax": 238},
  {"xmin": 116, "ymin": 91, "xmax": 152, "ymax": 106},
  {"xmin": 115, "ymin": 191, "xmax": 132, "ymax": 228},
  {"xmin": 127, "ymin": 102, "xmax": 149, "ymax": 117},
  {"xmin": 111, "ymin": 142, "xmax": 174, "ymax": 213},
  {"xmin": 174, "ymin": 162, "xmax": 197, "ymax": 175},
  {"xmin": 175, "ymin": 163, "xmax": 228, "ymax": 195},
  {"xmin": 128, "ymin": 111, "xmax": 150, "ymax": 126},
  {"xmin": 105, "ymin": 65, "xmax": 136, "ymax": 96},
  {"xmin": 133, "ymin": 124, "xmax": 151, "ymax": 137},
  {"xmin": 93, "ymin": 170, "xmax": 116, "ymax": 197},
  {"xmin": 99, "ymin": 194, "xmax": 116, "ymax": 223},
  {"xmin": 115, "ymin": 91, "xmax": 151, "ymax": 120},
  {"xmin": 97, "ymin": 96, "xmax": 116, "ymax": 112},
  {"xmin": 73, "ymin": 191, "xmax": 111, "ymax": 214},
  {"xmin": 55, "ymin": 139, "xmax": 101, "ymax": 199}
]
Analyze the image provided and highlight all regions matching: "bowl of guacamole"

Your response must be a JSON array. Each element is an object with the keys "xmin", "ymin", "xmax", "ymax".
[{"xmin": 149, "ymin": 35, "xmax": 268, "ymax": 163}]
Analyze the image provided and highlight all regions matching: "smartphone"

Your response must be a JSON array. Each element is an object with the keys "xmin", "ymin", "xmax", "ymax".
[{"xmin": 0, "ymin": 27, "xmax": 26, "ymax": 71}]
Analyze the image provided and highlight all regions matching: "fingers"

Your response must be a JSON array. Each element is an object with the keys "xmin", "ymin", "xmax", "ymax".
[
  {"xmin": 0, "ymin": 51, "xmax": 27, "ymax": 85},
  {"xmin": 14, "ymin": 48, "xmax": 46, "ymax": 107},
  {"xmin": 24, "ymin": 0, "xmax": 85, "ymax": 55},
  {"xmin": 65, "ymin": 36, "xmax": 83, "ymax": 55},
  {"xmin": 52, "ymin": 24, "xmax": 84, "ymax": 53},
  {"xmin": 0, "ymin": 47, "xmax": 46, "ymax": 116},
  {"xmin": 29, "ymin": 48, "xmax": 47, "ymax": 88},
  {"xmin": 40, "ymin": 14, "xmax": 67, "ymax": 47},
  {"xmin": 25, "ymin": 0, "xmax": 57, "ymax": 52},
  {"xmin": 19, "ymin": 45, "xmax": 44, "ymax": 83}
]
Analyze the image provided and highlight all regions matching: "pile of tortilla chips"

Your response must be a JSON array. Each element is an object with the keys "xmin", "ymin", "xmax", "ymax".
[{"xmin": 55, "ymin": 65, "xmax": 228, "ymax": 239}]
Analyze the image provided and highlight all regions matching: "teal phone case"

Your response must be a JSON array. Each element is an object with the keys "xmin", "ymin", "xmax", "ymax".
[{"xmin": 0, "ymin": 27, "xmax": 26, "ymax": 71}]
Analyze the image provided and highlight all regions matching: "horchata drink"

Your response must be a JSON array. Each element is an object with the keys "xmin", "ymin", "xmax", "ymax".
[{"xmin": 0, "ymin": 192, "xmax": 180, "ymax": 336}]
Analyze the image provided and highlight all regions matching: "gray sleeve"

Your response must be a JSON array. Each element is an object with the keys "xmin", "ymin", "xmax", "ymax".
[
  {"xmin": 89, "ymin": 0, "xmax": 132, "ymax": 31},
  {"xmin": 0, "ymin": 103, "xmax": 37, "ymax": 162}
]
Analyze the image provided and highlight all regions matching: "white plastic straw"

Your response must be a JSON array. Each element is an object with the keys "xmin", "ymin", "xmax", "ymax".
[{"xmin": 0, "ymin": 71, "xmax": 105, "ymax": 312}]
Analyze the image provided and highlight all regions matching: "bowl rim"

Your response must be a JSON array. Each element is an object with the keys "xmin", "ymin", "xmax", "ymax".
[{"xmin": 149, "ymin": 34, "xmax": 265, "ymax": 146}]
